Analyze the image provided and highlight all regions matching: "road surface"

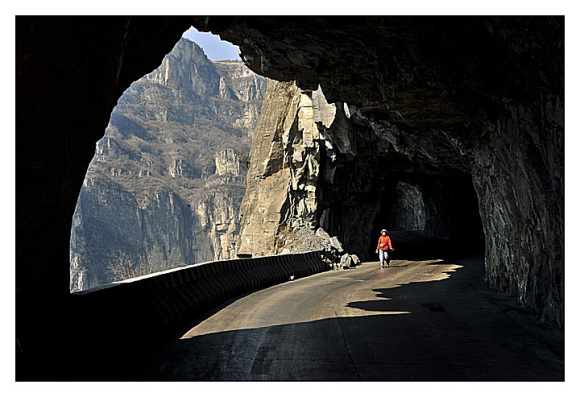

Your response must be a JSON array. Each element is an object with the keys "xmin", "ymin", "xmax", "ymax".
[{"xmin": 140, "ymin": 251, "xmax": 563, "ymax": 380}]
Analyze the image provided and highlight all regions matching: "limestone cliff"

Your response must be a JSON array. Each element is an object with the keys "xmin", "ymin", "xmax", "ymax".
[{"xmin": 70, "ymin": 38, "xmax": 266, "ymax": 292}]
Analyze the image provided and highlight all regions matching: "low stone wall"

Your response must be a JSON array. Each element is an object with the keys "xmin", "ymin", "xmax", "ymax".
[{"xmin": 71, "ymin": 251, "xmax": 326, "ymax": 337}]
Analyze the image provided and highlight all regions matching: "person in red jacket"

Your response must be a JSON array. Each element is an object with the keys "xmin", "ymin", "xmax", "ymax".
[{"xmin": 376, "ymin": 229, "xmax": 393, "ymax": 268}]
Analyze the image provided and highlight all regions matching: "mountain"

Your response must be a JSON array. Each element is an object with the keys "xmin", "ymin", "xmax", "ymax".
[{"xmin": 70, "ymin": 38, "xmax": 267, "ymax": 292}]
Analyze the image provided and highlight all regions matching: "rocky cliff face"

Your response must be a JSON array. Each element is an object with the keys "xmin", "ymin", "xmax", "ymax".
[
  {"xmin": 238, "ymin": 81, "xmax": 482, "ymax": 267},
  {"xmin": 211, "ymin": 17, "xmax": 563, "ymax": 325},
  {"xmin": 240, "ymin": 77, "xmax": 559, "ymax": 322},
  {"xmin": 70, "ymin": 38, "xmax": 266, "ymax": 292}
]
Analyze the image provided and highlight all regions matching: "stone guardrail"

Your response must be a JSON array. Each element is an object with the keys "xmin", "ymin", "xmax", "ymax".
[{"xmin": 71, "ymin": 251, "xmax": 327, "ymax": 338}]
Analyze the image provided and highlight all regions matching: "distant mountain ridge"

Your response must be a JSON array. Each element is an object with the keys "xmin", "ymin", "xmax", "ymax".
[{"xmin": 70, "ymin": 37, "xmax": 267, "ymax": 292}]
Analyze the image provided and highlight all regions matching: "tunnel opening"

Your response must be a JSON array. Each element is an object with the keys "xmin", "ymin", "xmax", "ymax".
[
  {"xmin": 369, "ymin": 172, "xmax": 485, "ymax": 261},
  {"xmin": 316, "ymin": 120, "xmax": 485, "ymax": 264},
  {"xmin": 69, "ymin": 27, "xmax": 267, "ymax": 292}
]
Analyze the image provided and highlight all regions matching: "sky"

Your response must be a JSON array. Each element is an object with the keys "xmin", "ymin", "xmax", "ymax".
[{"xmin": 182, "ymin": 26, "xmax": 241, "ymax": 61}]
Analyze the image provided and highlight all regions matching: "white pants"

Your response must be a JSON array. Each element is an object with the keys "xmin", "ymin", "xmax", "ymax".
[{"xmin": 379, "ymin": 249, "xmax": 390, "ymax": 266}]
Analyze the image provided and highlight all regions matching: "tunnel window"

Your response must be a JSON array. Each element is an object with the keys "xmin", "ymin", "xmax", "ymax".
[{"xmin": 69, "ymin": 27, "xmax": 267, "ymax": 292}]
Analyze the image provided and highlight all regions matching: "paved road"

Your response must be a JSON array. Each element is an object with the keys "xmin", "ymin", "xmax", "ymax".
[{"xmin": 140, "ymin": 253, "xmax": 563, "ymax": 381}]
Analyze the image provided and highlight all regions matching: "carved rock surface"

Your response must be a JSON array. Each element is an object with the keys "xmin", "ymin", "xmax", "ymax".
[
  {"xmin": 16, "ymin": 17, "xmax": 563, "ymax": 381},
  {"xmin": 200, "ymin": 17, "xmax": 564, "ymax": 325},
  {"xmin": 238, "ymin": 81, "xmax": 483, "ymax": 268}
]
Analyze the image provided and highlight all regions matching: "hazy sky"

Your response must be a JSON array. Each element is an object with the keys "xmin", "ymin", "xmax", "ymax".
[{"xmin": 182, "ymin": 26, "xmax": 241, "ymax": 61}]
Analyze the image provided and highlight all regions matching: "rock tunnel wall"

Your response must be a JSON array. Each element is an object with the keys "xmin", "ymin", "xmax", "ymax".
[
  {"xmin": 198, "ymin": 17, "xmax": 564, "ymax": 326},
  {"xmin": 238, "ymin": 80, "xmax": 484, "ymax": 264},
  {"xmin": 16, "ymin": 16, "xmax": 563, "ymax": 380}
]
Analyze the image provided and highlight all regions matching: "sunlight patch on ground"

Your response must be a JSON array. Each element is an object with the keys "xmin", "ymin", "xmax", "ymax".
[
  {"xmin": 180, "ymin": 311, "xmax": 410, "ymax": 339},
  {"xmin": 180, "ymin": 260, "xmax": 462, "ymax": 339}
]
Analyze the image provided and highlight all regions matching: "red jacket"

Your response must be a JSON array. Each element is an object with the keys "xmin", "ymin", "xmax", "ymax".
[{"xmin": 377, "ymin": 235, "xmax": 392, "ymax": 251}]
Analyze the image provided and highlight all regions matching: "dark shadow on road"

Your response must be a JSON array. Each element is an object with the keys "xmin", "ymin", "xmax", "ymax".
[
  {"xmin": 139, "ymin": 254, "xmax": 563, "ymax": 381},
  {"xmin": 347, "ymin": 261, "xmax": 462, "ymax": 314}
]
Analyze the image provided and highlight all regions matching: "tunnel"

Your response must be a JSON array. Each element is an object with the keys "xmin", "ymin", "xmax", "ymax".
[
  {"xmin": 312, "ymin": 126, "xmax": 486, "ymax": 262},
  {"xmin": 205, "ymin": 16, "xmax": 563, "ymax": 329},
  {"xmin": 16, "ymin": 16, "xmax": 563, "ymax": 380},
  {"xmin": 368, "ymin": 173, "xmax": 485, "ymax": 260}
]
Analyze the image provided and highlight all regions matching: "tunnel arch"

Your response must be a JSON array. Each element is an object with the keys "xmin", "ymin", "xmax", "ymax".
[
  {"xmin": 17, "ymin": 15, "xmax": 563, "ymax": 380},
  {"xmin": 192, "ymin": 16, "xmax": 563, "ymax": 326}
]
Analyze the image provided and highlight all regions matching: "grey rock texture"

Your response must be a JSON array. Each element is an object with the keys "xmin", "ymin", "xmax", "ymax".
[
  {"xmin": 237, "ymin": 82, "xmax": 356, "ymax": 267},
  {"xmin": 200, "ymin": 17, "xmax": 563, "ymax": 325},
  {"xmin": 70, "ymin": 38, "xmax": 267, "ymax": 291},
  {"xmin": 16, "ymin": 17, "xmax": 563, "ymax": 381},
  {"xmin": 238, "ymin": 82, "xmax": 481, "ymax": 269}
]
